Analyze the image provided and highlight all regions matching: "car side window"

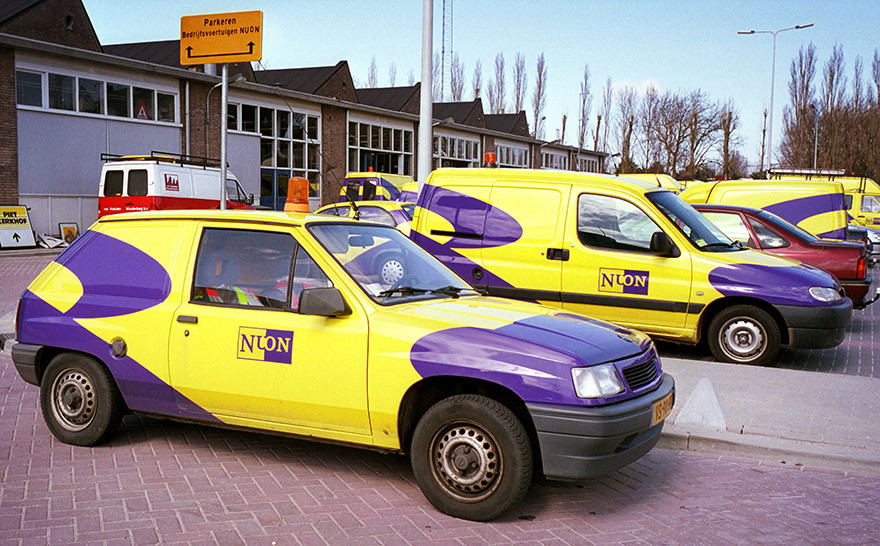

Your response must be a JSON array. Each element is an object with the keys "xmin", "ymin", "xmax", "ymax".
[
  {"xmin": 862, "ymin": 195, "xmax": 880, "ymax": 213},
  {"xmin": 192, "ymin": 227, "xmax": 296, "ymax": 309},
  {"xmin": 359, "ymin": 206, "xmax": 397, "ymax": 226},
  {"xmin": 701, "ymin": 211, "xmax": 756, "ymax": 248},
  {"xmin": 747, "ymin": 218, "xmax": 790, "ymax": 249},
  {"xmin": 577, "ymin": 193, "xmax": 661, "ymax": 253},
  {"xmin": 290, "ymin": 247, "xmax": 333, "ymax": 311},
  {"xmin": 318, "ymin": 205, "xmax": 351, "ymax": 217}
]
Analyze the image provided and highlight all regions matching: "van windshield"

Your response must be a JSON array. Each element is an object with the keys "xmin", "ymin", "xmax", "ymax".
[
  {"xmin": 309, "ymin": 223, "xmax": 478, "ymax": 304},
  {"xmin": 647, "ymin": 191, "xmax": 742, "ymax": 252}
]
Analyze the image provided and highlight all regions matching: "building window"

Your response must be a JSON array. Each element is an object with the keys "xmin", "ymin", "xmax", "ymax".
[
  {"xmin": 347, "ymin": 121, "xmax": 414, "ymax": 176},
  {"xmin": 241, "ymin": 104, "xmax": 257, "ymax": 132},
  {"xmin": 495, "ymin": 144, "xmax": 529, "ymax": 168},
  {"xmin": 48, "ymin": 73, "xmax": 75, "ymax": 111},
  {"xmin": 132, "ymin": 87, "xmax": 154, "ymax": 120},
  {"xmin": 542, "ymin": 151, "xmax": 568, "ymax": 170},
  {"xmin": 432, "ymin": 135, "xmax": 480, "ymax": 169},
  {"xmin": 157, "ymin": 92, "xmax": 175, "ymax": 122},
  {"xmin": 78, "ymin": 78, "xmax": 103, "ymax": 114},
  {"xmin": 227, "ymin": 103, "xmax": 238, "ymax": 130},
  {"xmin": 16, "ymin": 71, "xmax": 43, "ymax": 106},
  {"xmin": 107, "ymin": 83, "xmax": 130, "ymax": 117}
]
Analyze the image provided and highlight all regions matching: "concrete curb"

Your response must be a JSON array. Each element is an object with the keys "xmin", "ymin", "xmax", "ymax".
[
  {"xmin": 0, "ymin": 247, "xmax": 65, "ymax": 258},
  {"xmin": 659, "ymin": 425, "xmax": 880, "ymax": 476}
]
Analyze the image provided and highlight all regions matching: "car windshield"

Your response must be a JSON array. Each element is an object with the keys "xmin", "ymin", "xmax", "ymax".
[
  {"xmin": 647, "ymin": 191, "xmax": 741, "ymax": 252},
  {"xmin": 308, "ymin": 222, "xmax": 477, "ymax": 304},
  {"xmin": 756, "ymin": 210, "xmax": 819, "ymax": 243}
]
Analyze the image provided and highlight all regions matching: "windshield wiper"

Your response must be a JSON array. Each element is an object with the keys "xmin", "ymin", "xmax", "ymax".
[
  {"xmin": 377, "ymin": 286, "xmax": 430, "ymax": 298},
  {"xmin": 429, "ymin": 285, "xmax": 469, "ymax": 298},
  {"xmin": 700, "ymin": 241, "xmax": 740, "ymax": 251}
]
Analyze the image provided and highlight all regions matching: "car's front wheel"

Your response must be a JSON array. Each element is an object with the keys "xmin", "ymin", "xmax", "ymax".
[
  {"xmin": 707, "ymin": 305, "xmax": 780, "ymax": 366},
  {"xmin": 40, "ymin": 353, "xmax": 124, "ymax": 446},
  {"xmin": 411, "ymin": 394, "xmax": 532, "ymax": 521}
]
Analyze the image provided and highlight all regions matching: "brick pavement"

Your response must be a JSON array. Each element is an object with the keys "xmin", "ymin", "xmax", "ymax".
[{"xmin": 1, "ymin": 346, "xmax": 879, "ymax": 544}]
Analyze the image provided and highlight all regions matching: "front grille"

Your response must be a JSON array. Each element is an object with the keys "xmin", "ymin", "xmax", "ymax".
[{"xmin": 622, "ymin": 358, "xmax": 658, "ymax": 390}]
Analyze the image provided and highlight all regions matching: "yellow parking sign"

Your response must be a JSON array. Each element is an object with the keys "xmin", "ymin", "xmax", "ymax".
[{"xmin": 180, "ymin": 11, "xmax": 262, "ymax": 65}]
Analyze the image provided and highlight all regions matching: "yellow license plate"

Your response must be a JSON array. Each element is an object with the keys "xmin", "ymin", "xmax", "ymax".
[{"xmin": 652, "ymin": 388, "xmax": 674, "ymax": 426}]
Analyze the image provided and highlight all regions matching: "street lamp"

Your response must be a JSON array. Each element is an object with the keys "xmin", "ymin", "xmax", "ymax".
[
  {"xmin": 205, "ymin": 73, "xmax": 247, "ymax": 123},
  {"xmin": 738, "ymin": 23, "xmax": 813, "ymax": 172}
]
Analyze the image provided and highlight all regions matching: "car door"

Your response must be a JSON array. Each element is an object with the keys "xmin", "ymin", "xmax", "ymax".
[
  {"xmin": 168, "ymin": 224, "xmax": 371, "ymax": 438},
  {"xmin": 561, "ymin": 191, "xmax": 693, "ymax": 335}
]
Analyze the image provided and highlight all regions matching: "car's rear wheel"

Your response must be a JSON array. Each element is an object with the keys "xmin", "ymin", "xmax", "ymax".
[
  {"xmin": 411, "ymin": 394, "xmax": 532, "ymax": 521},
  {"xmin": 708, "ymin": 305, "xmax": 780, "ymax": 366},
  {"xmin": 40, "ymin": 353, "xmax": 124, "ymax": 446}
]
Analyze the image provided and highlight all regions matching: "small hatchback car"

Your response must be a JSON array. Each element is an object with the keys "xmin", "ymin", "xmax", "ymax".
[{"xmin": 11, "ymin": 210, "xmax": 673, "ymax": 521}]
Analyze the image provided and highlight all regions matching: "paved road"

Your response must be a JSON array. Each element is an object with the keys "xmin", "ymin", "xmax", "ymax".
[{"xmin": 1, "ymin": 352, "xmax": 878, "ymax": 544}]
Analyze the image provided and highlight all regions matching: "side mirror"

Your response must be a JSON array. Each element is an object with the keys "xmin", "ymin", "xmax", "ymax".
[
  {"xmin": 247, "ymin": 193, "xmax": 255, "ymax": 205},
  {"xmin": 650, "ymin": 231, "xmax": 680, "ymax": 257},
  {"xmin": 299, "ymin": 288, "xmax": 350, "ymax": 316}
]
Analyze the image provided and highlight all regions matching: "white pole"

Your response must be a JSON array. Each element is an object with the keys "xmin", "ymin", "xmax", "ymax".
[
  {"xmin": 220, "ymin": 64, "xmax": 228, "ymax": 210},
  {"xmin": 766, "ymin": 32, "xmax": 777, "ymax": 172},
  {"xmin": 418, "ymin": 0, "xmax": 433, "ymax": 191}
]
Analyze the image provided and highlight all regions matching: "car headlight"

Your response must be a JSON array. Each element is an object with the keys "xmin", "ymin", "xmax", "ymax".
[
  {"xmin": 809, "ymin": 286, "xmax": 842, "ymax": 302},
  {"xmin": 572, "ymin": 363, "xmax": 624, "ymax": 399}
]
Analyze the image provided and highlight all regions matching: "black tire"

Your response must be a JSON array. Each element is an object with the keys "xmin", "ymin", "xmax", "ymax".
[
  {"xmin": 707, "ymin": 305, "xmax": 780, "ymax": 366},
  {"xmin": 40, "ymin": 353, "xmax": 124, "ymax": 446},
  {"xmin": 411, "ymin": 394, "xmax": 532, "ymax": 521}
]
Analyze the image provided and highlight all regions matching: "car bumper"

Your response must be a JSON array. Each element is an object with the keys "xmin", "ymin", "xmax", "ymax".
[
  {"xmin": 525, "ymin": 373, "xmax": 675, "ymax": 481},
  {"xmin": 776, "ymin": 299, "xmax": 852, "ymax": 349},
  {"xmin": 10, "ymin": 342, "xmax": 41, "ymax": 386},
  {"xmin": 842, "ymin": 273, "xmax": 879, "ymax": 309}
]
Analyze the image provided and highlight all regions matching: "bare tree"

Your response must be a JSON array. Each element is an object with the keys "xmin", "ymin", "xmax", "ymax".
[
  {"xmin": 615, "ymin": 86, "xmax": 638, "ymax": 173},
  {"xmin": 780, "ymin": 43, "xmax": 817, "ymax": 168},
  {"xmin": 512, "ymin": 53, "xmax": 527, "ymax": 112},
  {"xmin": 654, "ymin": 91, "xmax": 690, "ymax": 176},
  {"xmin": 683, "ymin": 90, "xmax": 721, "ymax": 178},
  {"xmin": 408, "ymin": 70, "xmax": 415, "ymax": 86},
  {"xmin": 472, "ymin": 60, "xmax": 483, "ymax": 99},
  {"xmin": 720, "ymin": 101, "xmax": 741, "ymax": 179},
  {"xmin": 432, "ymin": 52, "xmax": 441, "ymax": 101},
  {"xmin": 637, "ymin": 85, "xmax": 661, "ymax": 169},
  {"xmin": 532, "ymin": 53, "xmax": 547, "ymax": 139},
  {"xmin": 577, "ymin": 64, "xmax": 592, "ymax": 149},
  {"xmin": 450, "ymin": 53, "xmax": 465, "ymax": 101},
  {"xmin": 599, "ymin": 78, "xmax": 613, "ymax": 154},
  {"xmin": 489, "ymin": 52, "xmax": 506, "ymax": 113},
  {"xmin": 367, "ymin": 56, "xmax": 378, "ymax": 88},
  {"xmin": 388, "ymin": 62, "xmax": 397, "ymax": 87},
  {"xmin": 820, "ymin": 44, "xmax": 847, "ymax": 168}
]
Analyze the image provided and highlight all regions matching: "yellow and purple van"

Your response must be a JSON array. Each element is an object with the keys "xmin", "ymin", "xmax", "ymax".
[
  {"xmin": 411, "ymin": 168, "xmax": 852, "ymax": 366},
  {"xmin": 11, "ymin": 209, "xmax": 673, "ymax": 521}
]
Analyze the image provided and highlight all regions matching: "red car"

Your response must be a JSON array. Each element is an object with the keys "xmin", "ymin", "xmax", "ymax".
[{"xmin": 695, "ymin": 204, "xmax": 877, "ymax": 309}]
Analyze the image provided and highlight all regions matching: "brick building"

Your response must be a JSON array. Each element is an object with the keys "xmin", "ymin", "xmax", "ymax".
[{"xmin": 0, "ymin": 0, "xmax": 606, "ymax": 235}]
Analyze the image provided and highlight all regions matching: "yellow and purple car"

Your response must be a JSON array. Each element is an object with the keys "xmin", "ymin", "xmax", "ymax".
[
  {"xmin": 11, "ymin": 209, "xmax": 673, "ymax": 521},
  {"xmin": 315, "ymin": 200, "xmax": 415, "ymax": 236},
  {"xmin": 411, "ymin": 168, "xmax": 852, "ymax": 366}
]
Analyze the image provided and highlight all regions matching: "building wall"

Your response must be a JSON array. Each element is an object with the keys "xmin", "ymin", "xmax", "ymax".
[
  {"xmin": 320, "ymin": 104, "xmax": 347, "ymax": 206},
  {"xmin": 17, "ymin": 109, "xmax": 179, "ymax": 234},
  {"xmin": 0, "ymin": 47, "xmax": 18, "ymax": 205}
]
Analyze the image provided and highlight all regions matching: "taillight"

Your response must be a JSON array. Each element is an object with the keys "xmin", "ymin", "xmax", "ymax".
[
  {"xmin": 857, "ymin": 255, "xmax": 866, "ymax": 279},
  {"xmin": 14, "ymin": 300, "xmax": 21, "ymax": 337}
]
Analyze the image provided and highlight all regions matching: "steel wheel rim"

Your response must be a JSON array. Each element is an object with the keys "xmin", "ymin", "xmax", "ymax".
[
  {"xmin": 430, "ymin": 421, "xmax": 502, "ymax": 502},
  {"xmin": 51, "ymin": 367, "xmax": 96, "ymax": 432},
  {"xmin": 720, "ymin": 318, "xmax": 766, "ymax": 362}
]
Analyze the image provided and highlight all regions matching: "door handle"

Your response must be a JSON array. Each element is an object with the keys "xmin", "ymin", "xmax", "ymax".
[
  {"xmin": 546, "ymin": 248, "xmax": 569, "ymax": 261},
  {"xmin": 177, "ymin": 315, "xmax": 198, "ymax": 324}
]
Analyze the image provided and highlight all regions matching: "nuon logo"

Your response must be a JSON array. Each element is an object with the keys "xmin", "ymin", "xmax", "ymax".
[
  {"xmin": 238, "ymin": 327, "xmax": 294, "ymax": 364},
  {"xmin": 598, "ymin": 268, "xmax": 650, "ymax": 295}
]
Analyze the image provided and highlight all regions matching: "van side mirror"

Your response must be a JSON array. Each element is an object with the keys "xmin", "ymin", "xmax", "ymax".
[
  {"xmin": 247, "ymin": 193, "xmax": 255, "ymax": 205},
  {"xmin": 650, "ymin": 231, "xmax": 680, "ymax": 257},
  {"xmin": 299, "ymin": 288, "xmax": 350, "ymax": 316}
]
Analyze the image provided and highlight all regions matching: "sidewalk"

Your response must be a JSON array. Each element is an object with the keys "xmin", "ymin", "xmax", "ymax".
[{"xmin": 658, "ymin": 357, "xmax": 880, "ymax": 475}]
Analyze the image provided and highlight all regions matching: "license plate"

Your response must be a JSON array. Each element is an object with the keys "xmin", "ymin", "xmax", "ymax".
[{"xmin": 652, "ymin": 388, "xmax": 675, "ymax": 426}]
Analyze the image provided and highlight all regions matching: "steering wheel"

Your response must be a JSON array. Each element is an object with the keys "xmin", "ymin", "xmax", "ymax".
[{"xmin": 388, "ymin": 275, "xmax": 419, "ymax": 291}]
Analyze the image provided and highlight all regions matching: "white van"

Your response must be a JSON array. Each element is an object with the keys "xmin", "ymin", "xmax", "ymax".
[{"xmin": 98, "ymin": 152, "xmax": 254, "ymax": 217}]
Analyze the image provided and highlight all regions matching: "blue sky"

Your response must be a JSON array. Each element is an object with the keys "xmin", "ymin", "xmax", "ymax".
[{"xmin": 82, "ymin": 0, "xmax": 880, "ymax": 171}]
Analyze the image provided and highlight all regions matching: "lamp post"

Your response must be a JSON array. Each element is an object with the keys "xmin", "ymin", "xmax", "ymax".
[
  {"xmin": 738, "ymin": 23, "xmax": 813, "ymax": 172},
  {"xmin": 205, "ymin": 71, "xmax": 246, "ymax": 210}
]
